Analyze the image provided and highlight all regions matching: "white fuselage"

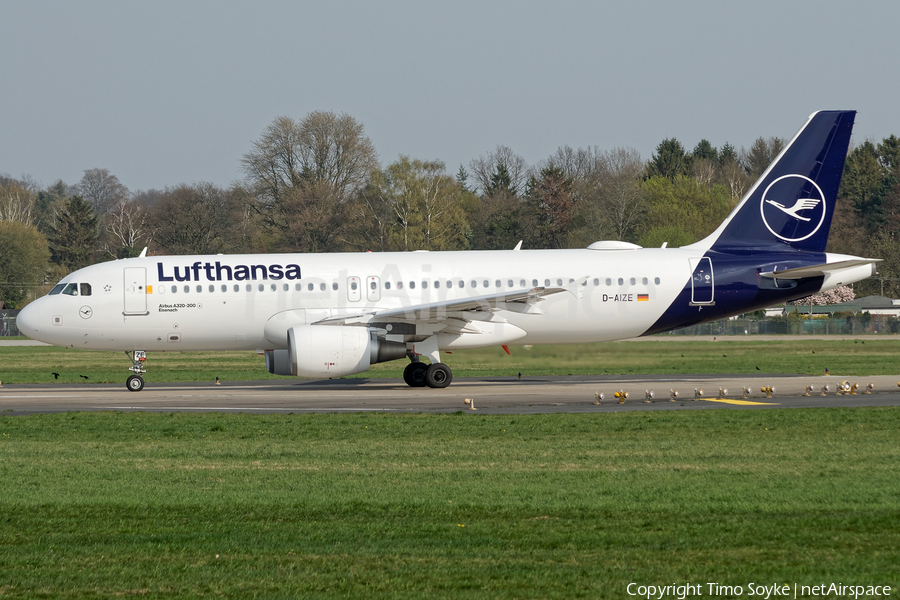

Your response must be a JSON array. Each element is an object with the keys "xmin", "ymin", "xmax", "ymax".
[{"xmin": 21, "ymin": 247, "xmax": 707, "ymax": 352}]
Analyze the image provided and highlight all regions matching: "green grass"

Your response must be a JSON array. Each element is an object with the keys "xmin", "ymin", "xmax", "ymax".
[
  {"xmin": 2, "ymin": 338, "xmax": 899, "ymax": 384},
  {"xmin": 0, "ymin": 409, "xmax": 898, "ymax": 598}
]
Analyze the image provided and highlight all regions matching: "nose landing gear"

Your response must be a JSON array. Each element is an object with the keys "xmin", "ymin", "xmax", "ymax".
[{"xmin": 125, "ymin": 350, "xmax": 147, "ymax": 392}]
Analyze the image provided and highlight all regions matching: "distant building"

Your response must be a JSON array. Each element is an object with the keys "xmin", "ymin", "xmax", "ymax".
[{"xmin": 781, "ymin": 295, "xmax": 900, "ymax": 317}]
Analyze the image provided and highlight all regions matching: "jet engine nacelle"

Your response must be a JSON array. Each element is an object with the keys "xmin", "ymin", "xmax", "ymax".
[{"xmin": 264, "ymin": 325, "xmax": 407, "ymax": 378}]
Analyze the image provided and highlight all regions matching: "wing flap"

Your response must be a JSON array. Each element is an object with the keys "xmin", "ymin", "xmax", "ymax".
[{"xmin": 314, "ymin": 286, "xmax": 566, "ymax": 326}]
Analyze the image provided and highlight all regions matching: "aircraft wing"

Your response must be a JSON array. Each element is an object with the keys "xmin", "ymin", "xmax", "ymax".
[
  {"xmin": 315, "ymin": 286, "xmax": 568, "ymax": 326},
  {"xmin": 759, "ymin": 259, "xmax": 881, "ymax": 280}
]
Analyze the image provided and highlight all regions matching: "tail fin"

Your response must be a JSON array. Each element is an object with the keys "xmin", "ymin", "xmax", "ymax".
[{"xmin": 692, "ymin": 110, "xmax": 855, "ymax": 254}]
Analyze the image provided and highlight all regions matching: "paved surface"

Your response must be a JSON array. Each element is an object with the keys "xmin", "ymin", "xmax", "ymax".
[{"xmin": 2, "ymin": 374, "xmax": 899, "ymax": 415}]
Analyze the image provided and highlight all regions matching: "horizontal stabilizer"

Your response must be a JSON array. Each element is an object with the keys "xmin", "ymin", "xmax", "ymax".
[{"xmin": 760, "ymin": 259, "xmax": 881, "ymax": 280}]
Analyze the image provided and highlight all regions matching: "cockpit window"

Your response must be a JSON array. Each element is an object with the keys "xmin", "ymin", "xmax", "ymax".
[
  {"xmin": 80, "ymin": 283, "xmax": 92, "ymax": 296},
  {"xmin": 62, "ymin": 283, "xmax": 79, "ymax": 296},
  {"xmin": 49, "ymin": 284, "xmax": 66, "ymax": 295}
]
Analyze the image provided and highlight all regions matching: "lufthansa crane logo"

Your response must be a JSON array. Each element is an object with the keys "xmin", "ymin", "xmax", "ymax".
[{"xmin": 759, "ymin": 174, "xmax": 826, "ymax": 242}]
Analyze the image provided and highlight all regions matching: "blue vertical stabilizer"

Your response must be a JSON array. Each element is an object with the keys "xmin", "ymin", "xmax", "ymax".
[{"xmin": 694, "ymin": 110, "xmax": 855, "ymax": 254}]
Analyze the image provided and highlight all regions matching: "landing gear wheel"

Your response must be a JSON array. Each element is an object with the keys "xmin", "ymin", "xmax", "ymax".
[
  {"xmin": 425, "ymin": 363, "xmax": 453, "ymax": 388},
  {"xmin": 403, "ymin": 362, "xmax": 428, "ymax": 387},
  {"xmin": 126, "ymin": 374, "xmax": 145, "ymax": 392}
]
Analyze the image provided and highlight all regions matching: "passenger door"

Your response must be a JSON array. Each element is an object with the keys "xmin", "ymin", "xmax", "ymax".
[{"xmin": 123, "ymin": 267, "xmax": 149, "ymax": 315}]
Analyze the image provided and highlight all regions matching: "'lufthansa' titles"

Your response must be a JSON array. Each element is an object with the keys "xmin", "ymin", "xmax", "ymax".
[{"xmin": 157, "ymin": 261, "xmax": 301, "ymax": 282}]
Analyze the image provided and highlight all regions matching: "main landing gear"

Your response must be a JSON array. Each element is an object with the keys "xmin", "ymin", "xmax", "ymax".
[
  {"xmin": 402, "ymin": 360, "xmax": 453, "ymax": 389},
  {"xmin": 125, "ymin": 350, "xmax": 147, "ymax": 392}
]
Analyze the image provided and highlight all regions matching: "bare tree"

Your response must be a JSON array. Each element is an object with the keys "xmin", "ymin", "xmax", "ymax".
[
  {"xmin": 692, "ymin": 158, "xmax": 718, "ymax": 188},
  {"xmin": 148, "ymin": 183, "xmax": 238, "ymax": 255},
  {"xmin": 242, "ymin": 111, "xmax": 378, "ymax": 205},
  {"xmin": 468, "ymin": 146, "xmax": 530, "ymax": 196},
  {"xmin": 0, "ymin": 176, "xmax": 38, "ymax": 225},
  {"xmin": 719, "ymin": 154, "xmax": 751, "ymax": 200},
  {"xmin": 598, "ymin": 148, "xmax": 647, "ymax": 241},
  {"xmin": 355, "ymin": 157, "xmax": 470, "ymax": 252},
  {"xmin": 76, "ymin": 168, "xmax": 130, "ymax": 216},
  {"xmin": 242, "ymin": 112, "xmax": 378, "ymax": 251},
  {"xmin": 104, "ymin": 200, "xmax": 151, "ymax": 258}
]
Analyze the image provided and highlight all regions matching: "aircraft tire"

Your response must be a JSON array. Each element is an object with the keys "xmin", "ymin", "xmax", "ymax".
[
  {"xmin": 425, "ymin": 363, "xmax": 453, "ymax": 388},
  {"xmin": 126, "ymin": 375, "xmax": 145, "ymax": 392},
  {"xmin": 403, "ymin": 362, "xmax": 428, "ymax": 387}
]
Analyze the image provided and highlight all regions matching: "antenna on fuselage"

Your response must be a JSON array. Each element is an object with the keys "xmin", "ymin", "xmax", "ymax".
[{"xmin": 138, "ymin": 247, "xmax": 148, "ymax": 258}]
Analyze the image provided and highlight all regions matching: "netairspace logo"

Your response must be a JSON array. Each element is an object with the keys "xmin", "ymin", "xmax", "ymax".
[{"xmin": 626, "ymin": 582, "xmax": 892, "ymax": 599}]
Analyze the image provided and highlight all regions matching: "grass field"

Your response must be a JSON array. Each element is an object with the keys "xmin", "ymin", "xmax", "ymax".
[
  {"xmin": 2, "ymin": 337, "xmax": 899, "ymax": 384},
  {"xmin": 1, "ymin": 408, "xmax": 898, "ymax": 598}
]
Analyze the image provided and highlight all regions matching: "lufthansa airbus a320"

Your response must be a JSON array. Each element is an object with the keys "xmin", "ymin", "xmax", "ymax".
[{"xmin": 18, "ymin": 111, "xmax": 878, "ymax": 391}]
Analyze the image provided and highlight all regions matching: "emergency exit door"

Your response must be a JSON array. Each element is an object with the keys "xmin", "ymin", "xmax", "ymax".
[{"xmin": 689, "ymin": 257, "xmax": 714, "ymax": 305}]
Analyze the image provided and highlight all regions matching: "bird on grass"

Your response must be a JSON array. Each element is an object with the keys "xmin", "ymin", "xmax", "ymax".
[
  {"xmin": 79, "ymin": 375, "xmax": 89, "ymax": 379},
  {"xmin": 51, "ymin": 372, "xmax": 60, "ymax": 379}
]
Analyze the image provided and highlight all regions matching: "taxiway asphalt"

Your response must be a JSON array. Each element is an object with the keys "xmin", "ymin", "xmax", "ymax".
[{"xmin": 2, "ymin": 373, "xmax": 900, "ymax": 415}]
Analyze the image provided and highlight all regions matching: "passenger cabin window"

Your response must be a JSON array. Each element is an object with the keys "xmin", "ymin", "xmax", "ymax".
[
  {"xmin": 409, "ymin": 281, "xmax": 416, "ymax": 289},
  {"xmin": 183, "ymin": 285, "xmax": 190, "ymax": 293},
  {"xmin": 80, "ymin": 283, "xmax": 92, "ymax": 296},
  {"xmin": 533, "ymin": 279, "xmax": 538, "ymax": 287},
  {"xmin": 196, "ymin": 285, "xmax": 203, "ymax": 293},
  {"xmin": 319, "ymin": 283, "xmax": 326, "ymax": 291},
  {"xmin": 309, "ymin": 283, "xmax": 315, "ymax": 291},
  {"xmin": 209, "ymin": 285, "xmax": 215, "ymax": 293},
  {"xmin": 655, "ymin": 277, "xmax": 661, "ymax": 284},
  {"xmin": 171, "ymin": 285, "xmax": 178, "ymax": 293},
  {"xmin": 642, "ymin": 277, "xmax": 649, "ymax": 285}
]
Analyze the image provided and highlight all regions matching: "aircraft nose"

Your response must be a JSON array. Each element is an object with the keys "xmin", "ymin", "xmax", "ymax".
[{"xmin": 16, "ymin": 301, "xmax": 41, "ymax": 339}]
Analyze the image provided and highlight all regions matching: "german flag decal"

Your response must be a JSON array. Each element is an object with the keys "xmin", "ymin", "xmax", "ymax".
[{"xmin": 637, "ymin": 294, "xmax": 649, "ymax": 301}]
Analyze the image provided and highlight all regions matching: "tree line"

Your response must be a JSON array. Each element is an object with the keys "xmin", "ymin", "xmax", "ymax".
[{"xmin": 2, "ymin": 110, "xmax": 898, "ymax": 308}]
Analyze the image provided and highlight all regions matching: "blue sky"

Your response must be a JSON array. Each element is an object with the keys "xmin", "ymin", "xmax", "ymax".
[{"xmin": 2, "ymin": 0, "xmax": 898, "ymax": 192}]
